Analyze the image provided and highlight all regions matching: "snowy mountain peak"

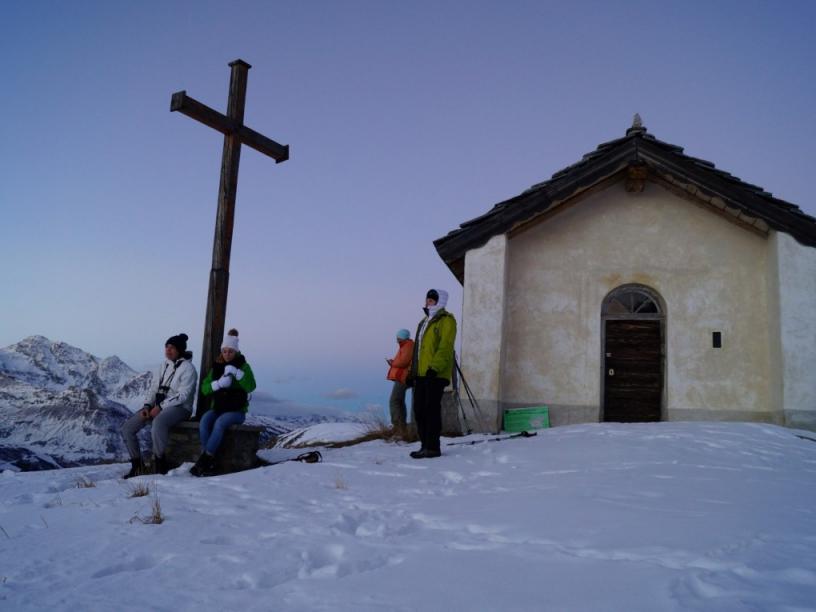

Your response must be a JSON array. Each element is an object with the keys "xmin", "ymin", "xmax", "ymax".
[
  {"xmin": 0, "ymin": 336, "xmax": 153, "ymax": 470},
  {"xmin": 1, "ymin": 335, "xmax": 140, "ymax": 397},
  {"xmin": 15, "ymin": 334, "xmax": 52, "ymax": 347},
  {"xmin": 97, "ymin": 355, "xmax": 138, "ymax": 392}
]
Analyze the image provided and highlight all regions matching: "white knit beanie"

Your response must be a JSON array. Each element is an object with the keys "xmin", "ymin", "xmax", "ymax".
[{"xmin": 221, "ymin": 328, "xmax": 240, "ymax": 351}]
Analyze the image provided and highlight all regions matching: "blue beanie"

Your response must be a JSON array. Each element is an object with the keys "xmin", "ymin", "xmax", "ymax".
[{"xmin": 396, "ymin": 329, "xmax": 410, "ymax": 340}]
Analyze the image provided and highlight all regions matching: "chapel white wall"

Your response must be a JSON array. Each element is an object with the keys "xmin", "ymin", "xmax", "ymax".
[
  {"xmin": 460, "ymin": 234, "xmax": 507, "ymax": 432},
  {"xmin": 499, "ymin": 181, "xmax": 775, "ymax": 423},
  {"xmin": 772, "ymin": 231, "xmax": 816, "ymax": 429}
]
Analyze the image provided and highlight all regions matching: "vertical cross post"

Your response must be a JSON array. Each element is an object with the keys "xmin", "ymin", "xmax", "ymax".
[
  {"xmin": 171, "ymin": 59, "xmax": 289, "ymax": 416},
  {"xmin": 201, "ymin": 60, "xmax": 249, "ymax": 413}
]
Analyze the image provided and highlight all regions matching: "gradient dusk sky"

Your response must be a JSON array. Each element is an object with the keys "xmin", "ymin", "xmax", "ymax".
[{"xmin": 2, "ymin": 1, "xmax": 814, "ymax": 417}]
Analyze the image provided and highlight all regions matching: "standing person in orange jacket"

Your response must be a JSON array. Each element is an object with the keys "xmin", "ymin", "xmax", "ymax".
[{"xmin": 386, "ymin": 329, "xmax": 414, "ymax": 431}]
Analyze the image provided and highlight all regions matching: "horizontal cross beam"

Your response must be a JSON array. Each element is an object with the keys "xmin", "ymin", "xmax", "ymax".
[{"xmin": 171, "ymin": 90, "xmax": 289, "ymax": 163}]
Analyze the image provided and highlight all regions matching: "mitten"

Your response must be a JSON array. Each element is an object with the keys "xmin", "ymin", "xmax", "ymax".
[
  {"xmin": 224, "ymin": 365, "xmax": 244, "ymax": 380},
  {"xmin": 217, "ymin": 374, "xmax": 233, "ymax": 388}
]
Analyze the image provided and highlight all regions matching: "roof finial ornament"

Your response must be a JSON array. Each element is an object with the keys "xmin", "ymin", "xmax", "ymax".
[{"xmin": 627, "ymin": 113, "xmax": 646, "ymax": 136}]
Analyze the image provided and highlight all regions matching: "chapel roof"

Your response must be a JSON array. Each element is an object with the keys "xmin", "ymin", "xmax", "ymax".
[{"xmin": 434, "ymin": 116, "xmax": 816, "ymax": 283}]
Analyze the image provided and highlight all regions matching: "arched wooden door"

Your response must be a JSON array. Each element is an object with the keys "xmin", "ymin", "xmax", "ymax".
[{"xmin": 602, "ymin": 285, "xmax": 665, "ymax": 422}]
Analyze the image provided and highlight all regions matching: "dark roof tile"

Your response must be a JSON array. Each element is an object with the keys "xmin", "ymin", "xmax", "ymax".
[{"xmin": 435, "ymin": 125, "xmax": 816, "ymax": 283}]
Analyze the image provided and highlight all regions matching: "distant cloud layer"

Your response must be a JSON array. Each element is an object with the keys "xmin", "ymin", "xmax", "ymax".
[
  {"xmin": 250, "ymin": 391, "xmax": 354, "ymax": 419},
  {"xmin": 270, "ymin": 375, "xmax": 308, "ymax": 385},
  {"xmin": 251, "ymin": 391, "xmax": 285, "ymax": 404},
  {"xmin": 323, "ymin": 388, "xmax": 358, "ymax": 400}
]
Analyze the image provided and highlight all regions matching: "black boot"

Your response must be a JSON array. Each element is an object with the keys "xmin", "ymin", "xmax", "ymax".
[
  {"xmin": 123, "ymin": 458, "xmax": 144, "ymax": 479},
  {"xmin": 200, "ymin": 452, "xmax": 218, "ymax": 477},
  {"xmin": 410, "ymin": 448, "xmax": 442, "ymax": 459},
  {"xmin": 190, "ymin": 453, "xmax": 209, "ymax": 477},
  {"xmin": 153, "ymin": 455, "xmax": 169, "ymax": 475}
]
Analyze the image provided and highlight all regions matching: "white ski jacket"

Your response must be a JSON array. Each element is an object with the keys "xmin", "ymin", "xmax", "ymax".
[{"xmin": 142, "ymin": 357, "xmax": 198, "ymax": 413}]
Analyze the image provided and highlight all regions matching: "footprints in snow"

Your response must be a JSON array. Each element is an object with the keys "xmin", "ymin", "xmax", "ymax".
[
  {"xmin": 297, "ymin": 543, "xmax": 402, "ymax": 580},
  {"xmin": 91, "ymin": 554, "xmax": 168, "ymax": 579}
]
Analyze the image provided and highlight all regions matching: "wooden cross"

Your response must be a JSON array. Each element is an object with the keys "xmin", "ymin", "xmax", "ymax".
[{"xmin": 170, "ymin": 59, "xmax": 289, "ymax": 415}]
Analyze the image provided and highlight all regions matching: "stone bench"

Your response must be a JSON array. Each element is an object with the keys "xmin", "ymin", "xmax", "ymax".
[{"xmin": 166, "ymin": 420, "xmax": 265, "ymax": 475}]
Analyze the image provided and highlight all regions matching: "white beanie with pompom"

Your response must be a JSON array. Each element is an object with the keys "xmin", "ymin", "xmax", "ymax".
[{"xmin": 221, "ymin": 328, "xmax": 240, "ymax": 351}]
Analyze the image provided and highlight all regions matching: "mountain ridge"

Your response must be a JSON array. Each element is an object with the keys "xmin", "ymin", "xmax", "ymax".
[
  {"xmin": 0, "ymin": 335, "xmax": 152, "ymax": 470},
  {"xmin": 0, "ymin": 336, "xmax": 363, "ymax": 471}
]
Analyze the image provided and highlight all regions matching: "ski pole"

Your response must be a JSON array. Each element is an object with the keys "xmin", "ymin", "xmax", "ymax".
[
  {"xmin": 446, "ymin": 431, "xmax": 537, "ymax": 446},
  {"xmin": 451, "ymin": 355, "xmax": 472, "ymax": 434},
  {"xmin": 454, "ymin": 388, "xmax": 472, "ymax": 435},
  {"xmin": 455, "ymin": 358, "xmax": 492, "ymax": 433}
]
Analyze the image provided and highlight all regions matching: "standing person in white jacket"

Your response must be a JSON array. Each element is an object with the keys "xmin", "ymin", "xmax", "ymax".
[{"xmin": 121, "ymin": 333, "xmax": 198, "ymax": 477}]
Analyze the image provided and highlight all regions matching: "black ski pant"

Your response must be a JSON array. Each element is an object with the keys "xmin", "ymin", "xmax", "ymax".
[{"xmin": 413, "ymin": 376, "xmax": 448, "ymax": 452}]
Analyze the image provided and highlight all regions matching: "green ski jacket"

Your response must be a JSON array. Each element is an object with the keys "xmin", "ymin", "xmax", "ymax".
[{"xmin": 413, "ymin": 310, "xmax": 457, "ymax": 382}]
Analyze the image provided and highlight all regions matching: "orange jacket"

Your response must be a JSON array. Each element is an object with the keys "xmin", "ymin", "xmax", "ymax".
[{"xmin": 386, "ymin": 339, "xmax": 414, "ymax": 384}]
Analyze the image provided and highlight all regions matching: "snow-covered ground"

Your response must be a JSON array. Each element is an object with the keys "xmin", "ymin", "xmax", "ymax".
[{"xmin": 1, "ymin": 422, "xmax": 815, "ymax": 611}]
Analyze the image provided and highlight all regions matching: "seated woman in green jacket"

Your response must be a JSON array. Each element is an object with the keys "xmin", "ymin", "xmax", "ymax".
[{"xmin": 191, "ymin": 328, "xmax": 256, "ymax": 477}]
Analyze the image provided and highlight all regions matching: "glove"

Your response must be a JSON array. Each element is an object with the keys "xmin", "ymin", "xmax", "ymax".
[
  {"xmin": 426, "ymin": 368, "xmax": 437, "ymax": 378},
  {"xmin": 224, "ymin": 365, "xmax": 244, "ymax": 380},
  {"xmin": 211, "ymin": 374, "xmax": 232, "ymax": 391},
  {"xmin": 217, "ymin": 374, "xmax": 233, "ymax": 388}
]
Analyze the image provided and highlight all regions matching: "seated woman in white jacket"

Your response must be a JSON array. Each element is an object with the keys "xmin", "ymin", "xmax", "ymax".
[{"xmin": 121, "ymin": 333, "xmax": 198, "ymax": 477}]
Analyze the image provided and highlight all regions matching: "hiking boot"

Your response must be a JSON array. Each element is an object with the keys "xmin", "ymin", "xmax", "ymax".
[
  {"xmin": 190, "ymin": 454, "xmax": 204, "ymax": 477},
  {"xmin": 410, "ymin": 448, "xmax": 442, "ymax": 459},
  {"xmin": 153, "ymin": 455, "xmax": 169, "ymax": 475},
  {"xmin": 123, "ymin": 458, "xmax": 145, "ymax": 479},
  {"xmin": 198, "ymin": 453, "xmax": 218, "ymax": 477},
  {"xmin": 190, "ymin": 453, "xmax": 214, "ymax": 477}
]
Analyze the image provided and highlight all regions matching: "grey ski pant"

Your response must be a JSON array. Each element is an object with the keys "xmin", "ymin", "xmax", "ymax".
[
  {"xmin": 389, "ymin": 381, "xmax": 408, "ymax": 428},
  {"xmin": 121, "ymin": 405, "xmax": 191, "ymax": 460}
]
